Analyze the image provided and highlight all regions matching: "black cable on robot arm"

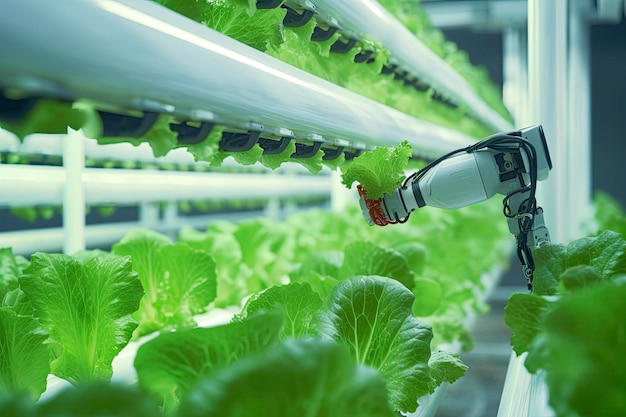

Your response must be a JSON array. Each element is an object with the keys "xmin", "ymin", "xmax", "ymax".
[
  {"xmin": 402, "ymin": 147, "xmax": 467, "ymax": 187},
  {"xmin": 405, "ymin": 133, "xmax": 525, "ymax": 189}
]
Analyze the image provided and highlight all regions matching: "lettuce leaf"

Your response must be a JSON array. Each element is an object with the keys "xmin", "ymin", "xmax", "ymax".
[
  {"xmin": 178, "ymin": 224, "xmax": 250, "ymax": 308},
  {"xmin": 505, "ymin": 231, "xmax": 626, "ymax": 360},
  {"xmin": 412, "ymin": 278, "xmax": 443, "ymax": 317},
  {"xmin": 112, "ymin": 229, "xmax": 217, "ymax": 336},
  {"xmin": 594, "ymin": 191, "xmax": 626, "ymax": 237},
  {"xmin": 428, "ymin": 350, "xmax": 468, "ymax": 389},
  {"xmin": 339, "ymin": 241, "xmax": 415, "ymax": 290},
  {"xmin": 532, "ymin": 230, "xmax": 626, "ymax": 295},
  {"xmin": 96, "ymin": 115, "xmax": 178, "ymax": 158},
  {"xmin": 37, "ymin": 383, "xmax": 160, "ymax": 417},
  {"xmin": 0, "ymin": 249, "xmax": 50, "ymax": 399},
  {"xmin": 134, "ymin": 312, "xmax": 283, "ymax": 413},
  {"xmin": 237, "ymin": 282, "xmax": 324, "ymax": 339},
  {"xmin": 0, "ymin": 308, "xmax": 50, "ymax": 399},
  {"xmin": 0, "ymin": 99, "xmax": 85, "ymax": 140},
  {"xmin": 185, "ymin": 125, "xmax": 223, "ymax": 164},
  {"xmin": 0, "ymin": 248, "xmax": 24, "ymax": 296},
  {"xmin": 18, "ymin": 253, "xmax": 143, "ymax": 384},
  {"xmin": 289, "ymin": 250, "xmax": 343, "ymax": 299},
  {"xmin": 259, "ymin": 140, "xmax": 296, "ymax": 170},
  {"xmin": 0, "ymin": 392, "xmax": 37, "ymax": 417},
  {"xmin": 179, "ymin": 338, "xmax": 395, "ymax": 417},
  {"xmin": 210, "ymin": 143, "xmax": 264, "ymax": 167},
  {"xmin": 503, "ymin": 292, "xmax": 552, "ymax": 355},
  {"xmin": 291, "ymin": 150, "xmax": 325, "ymax": 175},
  {"xmin": 233, "ymin": 219, "xmax": 294, "ymax": 293},
  {"xmin": 524, "ymin": 281, "xmax": 626, "ymax": 417},
  {"xmin": 156, "ymin": 0, "xmax": 284, "ymax": 52},
  {"xmin": 318, "ymin": 275, "xmax": 437, "ymax": 413},
  {"xmin": 341, "ymin": 140, "xmax": 412, "ymax": 199}
]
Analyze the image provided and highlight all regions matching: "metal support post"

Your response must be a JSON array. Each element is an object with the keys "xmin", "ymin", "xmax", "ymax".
[
  {"xmin": 63, "ymin": 129, "xmax": 86, "ymax": 254},
  {"xmin": 503, "ymin": 27, "xmax": 529, "ymax": 124},
  {"xmin": 567, "ymin": 0, "xmax": 593, "ymax": 236}
]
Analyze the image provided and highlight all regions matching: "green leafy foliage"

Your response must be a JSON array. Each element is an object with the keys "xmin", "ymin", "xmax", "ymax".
[
  {"xmin": 238, "ymin": 282, "xmax": 324, "ymax": 339},
  {"xmin": 412, "ymin": 278, "xmax": 443, "ymax": 317},
  {"xmin": 428, "ymin": 350, "xmax": 468, "ymax": 389},
  {"xmin": 0, "ymin": 248, "xmax": 24, "ymax": 298},
  {"xmin": 184, "ymin": 125, "xmax": 223, "ymax": 164},
  {"xmin": 0, "ymin": 249, "xmax": 50, "ymax": 400},
  {"xmin": 0, "ymin": 307, "xmax": 50, "ymax": 400},
  {"xmin": 37, "ymin": 383, "xmax": 160, "ymax": 417},
  {"xmin": 258, "ymin": 140, "xmax": 296, "ymax": 170},
  {"xmin": 134, "ymin": 312, "xmax": 283, "ymax": 413},
  {"xmin": 0, "ymin": 191, "xmax": 510, "ymax": 411},
  {"xmin": 292, "ymin": 150, "xmax": 326, "ymax": 175},
  {"xmin": 0, "ymin": 392, "xmax": 37, "ymax": 417},
  {"xmin": 503, "ymin": 292, "xmax": 552, "ymax": 355},
  {"xmin": 96, "ymin": 115, "xmax": 178, "ymax": 158},
  {"xmin": 339, "ymin": 241, "xmax": 415, "ymax": 290},
  {"xmin": 112, "ymin": 229, "xmax": 217, "ymax": 336},
  {"xmin": 505, "ymin": 231, "xmax": 626, "ymax": 357},
  {"xmin": 233, "ymin": 274, "xmax": 467, "ymax": 413},
  {"xmin": 524, "ymin": 281, "xmax": 626, "ymax": 417},
  {"xmin": 289, "ymin": 250, "xmax": 343, "ymax": 298},
  {"xmin": 594, "ymin": 190, "xmax": 626, "ymax": 237},
  {"xmin": 179, "ymin": 338, "xmax": 395, "ymax": 417},
  {"xmin": 504, "ymin": 213, "xmax": 626, "ymax": 416},
  {"xmin": 232, "ymin": 219, "xmax": 295, "ymax": 293},
  {"xmin": 532, "ymin": 230, "xmax": 626, "ymax": 295},
  {"xmin": 18, "ymin": 253, "xmax": 143, "ymax": 384},
  {"xmin": 318, "ymin": 275, "xmax": 437, "ymax": 413},
  {"xmin": 178, "ymin": 224, "xmax": 250, "ymax": 308},
  {"xmin": 341, "ymin": 140, "xmax": 412, "ymax": 199},
  {"xmin": 0, "ymin": 99, "xmax": 85, "ymax": 140},
  {"xmin": 210, "ymin": 143, "xmax": 264, "ymax": 167},
  {"xmin": 155, "ymin": 0, "xmax": 284, "ymax": 51},
  {"xmin": 377, "ymin": 0, "xmax": 512, "ymax": 123}
]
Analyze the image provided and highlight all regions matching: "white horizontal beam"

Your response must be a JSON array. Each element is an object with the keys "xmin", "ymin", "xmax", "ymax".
[
  {"xmin": 1, "ymin": 210, "xmax": 273, "ymax": 256},
  {"xmin": 423, "ymin": 0, "xmax": 620, "ymax": 29},
  {"xmin": 422, "ymin": 1, "xmax": 527, "ymax": 29},
  {"xmin": 0, "ymin": 165, "xmax": 331, "ymax": 207},
  {"xmin": 0, "ymin": 0, "xmax": 475, "ymax": 158}
]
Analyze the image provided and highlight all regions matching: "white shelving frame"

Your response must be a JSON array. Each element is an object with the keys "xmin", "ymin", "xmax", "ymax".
[{"xmin": 0, "ymin": 130, "xmax": 333, "ymax": 254}]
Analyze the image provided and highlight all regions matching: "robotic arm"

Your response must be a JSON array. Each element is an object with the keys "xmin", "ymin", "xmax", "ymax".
[{"xmin": 358, "ymin": 125, "xmax": 553, "ymax": 290}]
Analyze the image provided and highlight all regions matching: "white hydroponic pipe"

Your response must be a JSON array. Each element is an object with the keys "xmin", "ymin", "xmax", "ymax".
[
  {"xmin": 304, "ymin": 0, "xmax": 514, "ymax": 132},
  {"xmin": 0, "ymin": 0, "xmax": 475, "ymax": 158}
]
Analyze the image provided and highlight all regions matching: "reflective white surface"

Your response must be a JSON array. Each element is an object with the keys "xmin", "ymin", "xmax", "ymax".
[{"xmin": 0, "ymin": 0, "xmax": 476, "ymax": 157}]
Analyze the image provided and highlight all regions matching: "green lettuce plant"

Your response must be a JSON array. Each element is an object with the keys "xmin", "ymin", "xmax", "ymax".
[
  {"xmin": 341, "ymin": 140, "xmax": 413, "ymax": 199},
  {"xmin": 112, "ymin": 229, "xmax": 217, "ymax": 337},
  {"xmin": 17, "ymin": 253, "xmax": 143, "ymax": 385},
  {"xmin": 179, "ymin": 338, "xmax": 395, "ymax": 417},
  {"xmin": 134, "ymin": 312, "xmax": 283, "ymax": 413},
  {"xmin": 524, "ymin": 280, "xmax": 626, "ymax": 417},
  {"xmin": 504, "ymin": 229, "xmax": 626, "ymax": 417},
  {"xmin": 0, "ymin": 249, "xmax": 50, "ymax": 399},
  {"xmin": 236, "ymin": 276, "xmax": 466, "ymax": 414}
]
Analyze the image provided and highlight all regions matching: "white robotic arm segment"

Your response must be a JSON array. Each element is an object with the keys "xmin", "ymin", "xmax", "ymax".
[{"xmin": 358, "ymin": 125, "xmax": 552, "ymax": 290}]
